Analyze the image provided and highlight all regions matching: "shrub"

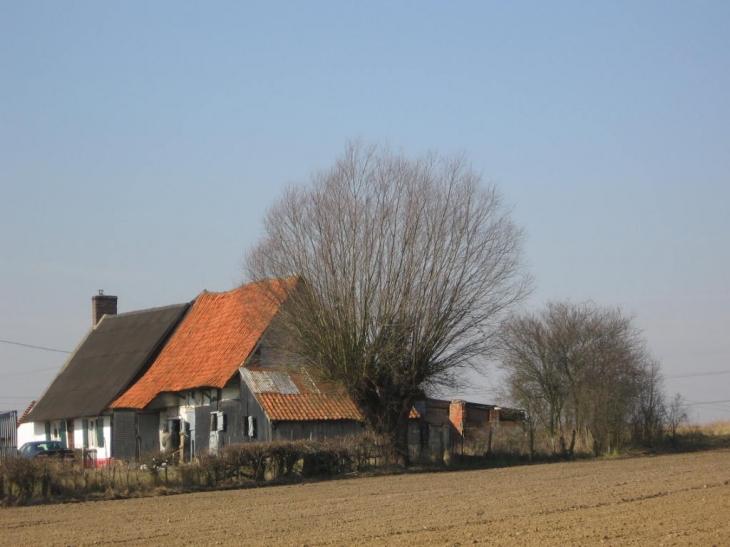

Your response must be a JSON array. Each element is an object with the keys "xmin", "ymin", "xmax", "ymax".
[
  {"xmin": 267, "ymin": 441, "xmax": 305, "ymax": 478},
  {"xmin": 217, "ymin": 442, "xmax": 269, "ymax": 482},
  {"xmin": 4, "ymin": 456, "xmax": 40, "ymax": 501}
]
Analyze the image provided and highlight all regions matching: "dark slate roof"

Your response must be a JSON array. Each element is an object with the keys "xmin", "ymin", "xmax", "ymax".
[{"xmin": 26, "ymin": 304, "xmax": 189, "ymax": 422}]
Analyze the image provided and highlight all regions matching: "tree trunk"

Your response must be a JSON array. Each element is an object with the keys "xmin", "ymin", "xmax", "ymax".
[
  {"xmin": 568, "ymin": 429, "xmax": 576, "ymax": 459},
  {"xmin": 393, "ymin": 409, "xmax": 411, "ymax": 467},
  {"xmin": 354, "ymin": 386, "xmax": 414, "ymax": 466}
]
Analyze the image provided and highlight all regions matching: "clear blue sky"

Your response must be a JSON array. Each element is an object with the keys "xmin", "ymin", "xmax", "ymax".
[{"xmin": 2, "ymin": 2, "xmax": 728, "ymax": 422}]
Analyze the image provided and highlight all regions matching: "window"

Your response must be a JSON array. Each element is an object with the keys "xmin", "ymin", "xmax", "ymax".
[
  {"xmin": 83, "ymin": 418, "xmax": 105, "ymax": 448},
  {"xmin": 210, "ymin": 412, "xmax": 227, "ymax": 432},
  {"xmin": 82, "ymin": 419, "xmax": 89, "ymax": 447},
  {"xmin": 58, "ymin": 422, "xmax": 67, "ymax": 447},
  {"xmin": 89, "ymin": 420, "xmax": 97, "ymax": 447},
  {"xmin": 96, "ymin": 417, "xmax": 105, "ymax": 448}
]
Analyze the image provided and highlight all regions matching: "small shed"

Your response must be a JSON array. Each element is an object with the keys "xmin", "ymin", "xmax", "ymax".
[{"xmin": 239, "ymin": 366, "xmax": 364, "ymax": 442}]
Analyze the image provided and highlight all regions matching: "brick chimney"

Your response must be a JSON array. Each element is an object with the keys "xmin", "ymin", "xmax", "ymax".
[{"xmin": 92, "ymin": 290, "xmax": 118, "ymax": 325}]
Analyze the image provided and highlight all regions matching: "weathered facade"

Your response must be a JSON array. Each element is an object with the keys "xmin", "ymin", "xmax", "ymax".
[
  {"xmin": 239, "ymin": 366, "xmax": 363, "ymax": 443},
  {"xmin": 109, "ymin": 278, "xmax": 313, "ymax": 461},
  {"xmin": 0, "ymin": 410, "xmax": 18, "ymax": 458},
  {"xmin": 408, "ymin": 399, "xmax": 526, "ymax": 459},
  {"xmin": 119, "ymin": 385, "xmax": 250, "ymax": 462}
]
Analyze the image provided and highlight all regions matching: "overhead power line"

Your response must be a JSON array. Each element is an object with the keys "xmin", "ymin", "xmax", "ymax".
[
  {"xmin": 0, "ymin": 339, "xmax": 71, "ymax": 354},
  {"xmin": 686, "ymin": 399, "xmax": 730, "ymax": 406},
  {"xmin": 666, "ymin": 370, "xmax": 730, "ymax": 379}
]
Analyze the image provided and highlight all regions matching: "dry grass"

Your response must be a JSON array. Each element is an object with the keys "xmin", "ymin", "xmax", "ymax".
[
  {"xmin": 685, "ymin": 420, "xmax": 730, "ymax": 436},
  {"xmin": 669, "ymin": 420, "xmax": 730, "ymax": 451},
  {"xmin": 677, "ymin": 420, "xmax": 730, "ymax": 437}
]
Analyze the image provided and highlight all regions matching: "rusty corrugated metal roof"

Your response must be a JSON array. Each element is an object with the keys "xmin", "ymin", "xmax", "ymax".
[
  {"xmin": 241, "ymin": 366, "xmax": 362, "ymax": 422},
  {"xmin": 241, "ymin": 368, "xmax": 300, "ymax": 395}
]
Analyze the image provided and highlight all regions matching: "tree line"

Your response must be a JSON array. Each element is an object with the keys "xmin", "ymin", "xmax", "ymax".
[{"xmin": 497, "ymin": 301, "xmax": 682, "ymax": 456}]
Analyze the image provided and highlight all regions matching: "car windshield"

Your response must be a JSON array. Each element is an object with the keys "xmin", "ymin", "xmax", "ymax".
[{"xmin": 22, "ymin": 441, "xmax": 64, "ymax": 452}]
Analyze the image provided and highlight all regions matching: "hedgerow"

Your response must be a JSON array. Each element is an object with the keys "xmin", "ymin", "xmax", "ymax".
[{"xmin": 0, "ymin": 434, "xmax": 387, "ymax": 505}]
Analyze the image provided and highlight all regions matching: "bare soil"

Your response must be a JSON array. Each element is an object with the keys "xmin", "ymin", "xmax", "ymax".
[{"xmin": 1, "ymin": 450, "xmax": 729, "ymax": 547}]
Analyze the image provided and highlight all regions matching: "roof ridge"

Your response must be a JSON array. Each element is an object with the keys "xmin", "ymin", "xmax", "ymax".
[
  {"xmin": 196, "ymin": 276, "xmax": 300, "ymax": 297},
  {"xmin": 103, "ymin": 303, "xmax": 189, "ymax": 320}
]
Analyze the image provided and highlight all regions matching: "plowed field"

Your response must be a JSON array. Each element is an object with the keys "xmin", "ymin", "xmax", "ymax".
[{"xmin": 2, "ymin": 450, "xmax": 728, "ymax": 546}]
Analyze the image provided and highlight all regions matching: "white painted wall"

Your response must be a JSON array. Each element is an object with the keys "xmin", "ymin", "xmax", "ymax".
[
  {"xmin": 16, "ymin": 421, "xmax": 42, "ymax": 446},
  {"xmin": 16, "ymin": 416, "xmax": 112, "ymax": 463}
]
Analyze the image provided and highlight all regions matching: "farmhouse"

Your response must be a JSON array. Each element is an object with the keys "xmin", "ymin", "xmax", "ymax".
[
  {"xmin": 20, "ymin": 279, "xmax": 317, "ymax": 462},
  {"xmin": 19, "ymin": 278, "xmax": 523, "ymax": 463},
  {"xmin": 105, "ymin": 277, "xmax": 307, "ymax": 459}
]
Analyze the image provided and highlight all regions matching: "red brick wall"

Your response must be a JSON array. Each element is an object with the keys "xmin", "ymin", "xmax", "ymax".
[{"xmin": 449, "ymin": 399, "xmax": 467, "ymax": 436}]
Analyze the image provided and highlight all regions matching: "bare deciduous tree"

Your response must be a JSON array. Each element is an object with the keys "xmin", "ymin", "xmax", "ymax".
[
  {"xmin": 665, "ymin": 392, "xmax": 689, "ymax": 446},
  {"xmin": 630, "ymin": 357, "xmax": 665, "ymax": 447},
  {"xmin": 498, "ymin": 301, "xmax": 658, "ymax": 456},
  {"xmin": 246, "ymin": 141, "xmax": 530, "ymax": 463}
]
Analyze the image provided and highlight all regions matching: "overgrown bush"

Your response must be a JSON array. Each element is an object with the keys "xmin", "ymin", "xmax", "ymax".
[
  {"xmin": 3, "ymin": 456, "xmax": 39, "ymax": 501},
  {"xmin": 1, "ymin": 457, "xmax": 83, "ymax": 503},
  {"xmin": 267, "ymin": 441, "xmax": 304, "ymax": 478}
]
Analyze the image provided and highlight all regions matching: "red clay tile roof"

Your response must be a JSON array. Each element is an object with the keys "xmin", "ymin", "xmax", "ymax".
[
  {"xmin": 111, "ymin": 278, "xmax": 296, "ymax": 410},
  {"xmin": 241, "ymin": 366, "xmax": 363, "ymax": 422},
  {"xmin": 18, "ymin": 401, "xmax": 36, "ymax": 425},
  {"xmin": 257, "ymin": 393, "xmax": 362, "ymax": 421}
]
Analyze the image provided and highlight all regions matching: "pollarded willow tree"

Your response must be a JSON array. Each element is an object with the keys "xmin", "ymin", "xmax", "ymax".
[{"xmin": 246, "ymin": 141, "xmax": 530, "ymax": 463}]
